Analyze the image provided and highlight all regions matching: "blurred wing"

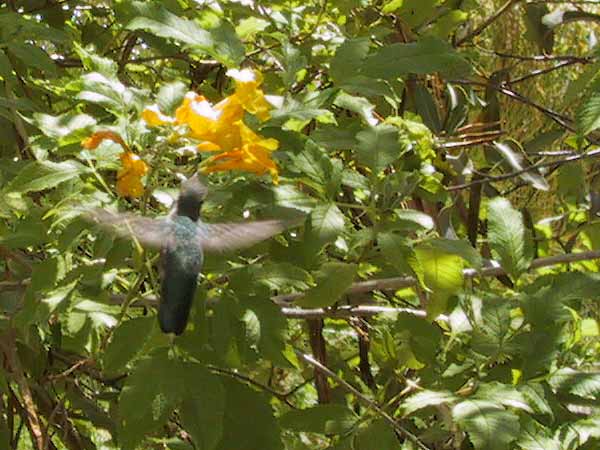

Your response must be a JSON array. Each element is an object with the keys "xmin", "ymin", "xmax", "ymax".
[
  {"xmin": 197, "ymin": 220, "xmax": 288, "ymax": 253},
  {"xmin": 84, "ymin": 208, "xmax": 171, "ymax": 250}
]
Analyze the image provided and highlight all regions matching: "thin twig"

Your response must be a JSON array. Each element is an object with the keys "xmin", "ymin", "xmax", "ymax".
[
  {"xmin": 448, "ymin": 147, "xmax": 600, "ymax": 191},
  {"xmin": 208, "ymin": 366, "xmax": 296, "ymax": 408},
  {"xmin": 455, "ymin": 0, "xmax": 522, "ymax": 46},
  {"xmin": 294, "ymin": 349, "xmax": 431, "ymax": 450},
  {"xmin": 508, "ymin": 59, "xmax": 586, "ymax": 85}
]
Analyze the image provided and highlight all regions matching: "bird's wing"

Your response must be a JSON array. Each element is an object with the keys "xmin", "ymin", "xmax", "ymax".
[
  {"xmin": 196, "ymin": 220, "xmax": 289, "ymax": 253},
  {"xmin": 84, "ymin": 208, "xmax": 171, "ymax": 250}
]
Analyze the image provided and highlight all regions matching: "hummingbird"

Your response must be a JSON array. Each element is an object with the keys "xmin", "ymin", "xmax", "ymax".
[{"xmin": 87, "ymin": 175, "xmax": 292, "ymax": 335}]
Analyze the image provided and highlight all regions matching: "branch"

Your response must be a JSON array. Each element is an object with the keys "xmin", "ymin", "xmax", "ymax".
[
  {"xmin": 104, "ymin": 250, "xmax": 600, "ymax": 319},
  {"xmin": 294, "ymin": 349, "xmax": 431, "ymax": 450},
  {"xmin": 448, "ymin": 146, "xmax": 600, "ymax": 191},
  {"xmin": 508, "ymin": 59, "xmax": 585, "ymax": 85},
  {"xmin": 0, "ymin": 331, "xmax": 45, "ymax": 450},
  {"xmin": 455, "ymin": 0, "xmax": 522, "ymax": 46},
  {"xmin": 451, "ymin": 79, "xmax": 580, "ymax": 136}
]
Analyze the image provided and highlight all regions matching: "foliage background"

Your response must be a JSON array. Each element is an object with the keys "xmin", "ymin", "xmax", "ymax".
[{"xmin": 2, "ymin": 0, "xmax": 600, "ymax": 449}]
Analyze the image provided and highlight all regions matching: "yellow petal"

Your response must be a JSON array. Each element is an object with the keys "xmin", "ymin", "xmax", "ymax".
[
  {"xmin": 142, "ymin": 104, "xmax": 175, "ymax": 127},
  {"xmin": 82, "ymin": 131, "xmax": 129, "ymax": 151}
]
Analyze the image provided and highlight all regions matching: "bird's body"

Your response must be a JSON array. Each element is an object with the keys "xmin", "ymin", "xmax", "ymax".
[
  {"xmin": 87, "ymin": 174, "xmax": 293, "ymax": 335},
  {"xmin": 159, "ymin": 216, "xmax": 204, "ymax": 334}
]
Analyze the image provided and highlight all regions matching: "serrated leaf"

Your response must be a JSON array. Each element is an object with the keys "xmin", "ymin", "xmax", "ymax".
[
  {"xmin": 424, "ymin": 238, "xmax": 482, "ymax": 269},
  {"xmin": 236, "ymin": 17, "xmax": 270, "ymax": 39},
  {"xmin": 279, "ymin": 404, "xmax": 358, "ymax": 434},
  {"xmin": 491, "ymin": 142, "xmax": 549, "ymax": 191},
  {"xmin": 415, "ymin": 244, "xmax": 464, "ymax": 317},
  {"xmin": 217, "ymin": 378, "xmax": 282, "ymax": 450},
  {"xmin": 475, "ymin": 382, "xmax": 533, "ymax": 413},
  {"xmin": 577, "ymin": 92, "xmax": 600, "ymax": 136},
  {"xmin": 78, "ymin": 72, "xmax": 133, "ymax": 111},
  {"xmin": 297, "ymin": 263, "xmax": 357, "ymax": 308},
  {"xmin": 363, "ymin": 37, "xmax": 471, "ymax": 79},
  {"xmin": 126, "ymin": 2, "xmax": 243, "ymax": 65},
  {"xmin": 4, "ymin": 160, "xmax": 89, "ymax": 194},
  {"xmin": 307, "ymin": 203, "xmax": 345, "ymax": 246},
  {"xmin": 103, "ymin": 316, "xmax": 157, "ymax": 375},
  {"xmin": 253, "ymin": 263, "xmax": 311, "ymax": 291},
  {"xmin": 355, "ymin": 124, "xmax": 400, "ymax": 172},
  {"xmin": 334, "ymin": 91, "xmax": 378, "ymax": 126},
  {"xmin": 330, "ymin": 37, "xmax": 370, "ymax": 85},
  {"xmin": 452, "ymin": 399, "xmax": 520, "ymax": 450},
  {"xmin": 244, "ymin": 295, "xmax": 292, "ymax": 367},
  {"xmin": 549, "ymin": 368, "xmax": 600, "ymax": 399},
  {"xmin": 180, "ymin": 365, "xmax": 225, "ymax": 450},
  {"xmin": 353, "ymin": 418, "xmax": 397, "ymax": 450},
  {"xmin": 487, "ymin": 197, "xmax": 532, "ymax": 279},
  {"xmin": 157, "ymin": 81, "xmax": 187, "ymax": 114},
  {"xmin": 401, "ymin": 390, "xmax": 457, "ymax": 416},
  {"xmin": 8, "ymin": 43, "xmax": 57, "ymax": 76},
  {"xmin": 31, "ymin": 112, "xmax": 96, "ymax": 143},
  {"xmin": 118, "ymin": 351, "xmax": 180, "ymax": 449},
  {"xmin": 516, "ymin": 416, "xmax": 560, "ymax": 450}
]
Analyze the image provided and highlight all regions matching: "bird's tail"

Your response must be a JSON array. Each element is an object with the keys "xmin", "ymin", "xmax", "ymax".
[{"xmin": 158, "ymin": 270, "xmax": 198, "ymax": 335}]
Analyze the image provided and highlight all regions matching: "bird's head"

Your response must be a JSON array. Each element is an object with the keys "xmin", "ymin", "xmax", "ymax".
[{"xmin": 176, "ymin": 174, "xmax": 208, "ymax": 222}]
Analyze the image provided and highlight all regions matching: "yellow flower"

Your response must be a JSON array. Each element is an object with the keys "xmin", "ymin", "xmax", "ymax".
[
  {"xmin": 200, "ymin": 121, "xmax": 279, "ymax": 183},
  {"xmin": 82, "ymin": 131, "xmax": 130, "ymax": 151},
  {"xmin": 175, "ymin": 92, "xmax": 244, "ymax": 152},
  {"xmin": 116, "ymin": 152, "xmax": 149, "ymax": 198},
  {"xmin": 227, "ymin": 69, "xmax": 272, "ymax": 121},
  {"xmin": 141, "ymin": 104, "xmax": 175, "ymax": 126}
]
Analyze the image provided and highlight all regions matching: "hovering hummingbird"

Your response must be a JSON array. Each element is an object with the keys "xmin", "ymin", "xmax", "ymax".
[{"xmin": 88, "ymin": 175, "xmax": 292, "ymax": 335}]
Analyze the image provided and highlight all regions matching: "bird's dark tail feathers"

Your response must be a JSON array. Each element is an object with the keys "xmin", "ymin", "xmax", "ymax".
[{"xmin": 158, "ymin": 269, "xmax": 198, "ymax": 335}]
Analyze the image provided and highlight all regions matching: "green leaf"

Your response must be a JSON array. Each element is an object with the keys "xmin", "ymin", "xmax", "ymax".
[
  {"xmin": 0, "ymin": 12, "xmax": 70, "ymax": 43},
  {"xmin": 471, "ymin": 296, "xmax": 515, "ymax": 357},
  {"xmin": 102, "ymin": 316, "xmax": 157, "ymax": 376},
  {"xmin": 415, "ymin": 243, "xmax": 464, "ymax": 317},
  {"xmin": 452, "ymin": 399, "xmax": 520, "ymax": 450},
  {"xmin": 378, "ymin": 232, "xmax": 420, "ymax": 278},
  {"xmin": 353, "ymin": 419, "xmax": 397, "ymax": 450},
  {"xmin": 424, "ymin": 238, "xmax": 483, "ymax": 269},
  {"xmin": 217, "ymin": 378, "xmax": 282, "ymax": 450},
  {"xmin": 330, "ymin": 38, "xmax": 370, "ymax": 85},
  {"xmin": 549, "ymin": 368, "xmax": 600, "ymax": 399},
  {"xmin": 401, "ymin": 390, "xmax": 457, "ymax": 416},
  {"xmin": 487, "ymin": 197, "xmax": 533, "ymax": 279},
  {"xmin": 279, "ymin": 404, "xmax": 358, "ymax": 434},
  {"xmin": 382, "ymin": 0, "xmax": 405, "ymax": 14},
  {"xmin": 118, "ymin": 350, "xmax": 180, "ymax": 449},
  {"xmin": 491, "ymin": 142, "xmax": 549, "ymax": 191},
  {"xmin": 3, "ymin": 160, "xmax": 89, "ymax": 194},
  {"xmin": 515, "ymin": 416, "xmax": 560, "ymax": 450},
  {"xmin": 244, "ymin": 294, "xmax": 294, "ymax": 367},
  {"xmin": 236, "ymin": 17, "xmax": 270, "ymax": 39},
  {"xmin": 157, "ymin": 81, "xmax": 187, "ymax": 114},
  {"xmin": 475, "ymin": 382, "xmax": 533, "ymax": 413},
  {"xmin": 363, "ymin": 37, "xmax": 471, "ymax": 79},
  {"xmin": 334, "ymin": 91, "xmax": 378, "ymax": 126},
  {"xmin": 577, "ymin": 92, "xmax": 600, "ymax": 136},
  {"xmin": 180, "ymin": 364, "xmax": 225, "ymax": 450},
  {"xmin": 252, "ymin": 263, "xmax": 312, "ymax": 291},
  {"xmin": 78, "ymin": 72, "xmax": 134, "ymax": 111},
  {"xmin": 31, "ymin": 112, "xmax": 96, "ymax": 144},
  {"xmin": 8, "ymin": 43, "xmax": 57, "ymax": 76},
  {"xmin": 307, "ymin": 203, "xmax": 345, "ymax": 246},
  {"xmin": 126, "ymin": 2, "xmax": 243, "ymax": 66},
  {"xmin": 355, "ymin": 124, "xmax": 400, "ymax": 173},
  {"xmin": 297, "ymin": 263, "xmax": 357, "ymax": 308}
]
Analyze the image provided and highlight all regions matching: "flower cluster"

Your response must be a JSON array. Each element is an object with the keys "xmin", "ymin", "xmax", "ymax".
[
  {"xmin": 143, "ymin": 69, "xmax": 279, "ymax": 183},
  {"xmin": 82, "ymin": 131, "xmax": 149, "ymax": 198}
]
